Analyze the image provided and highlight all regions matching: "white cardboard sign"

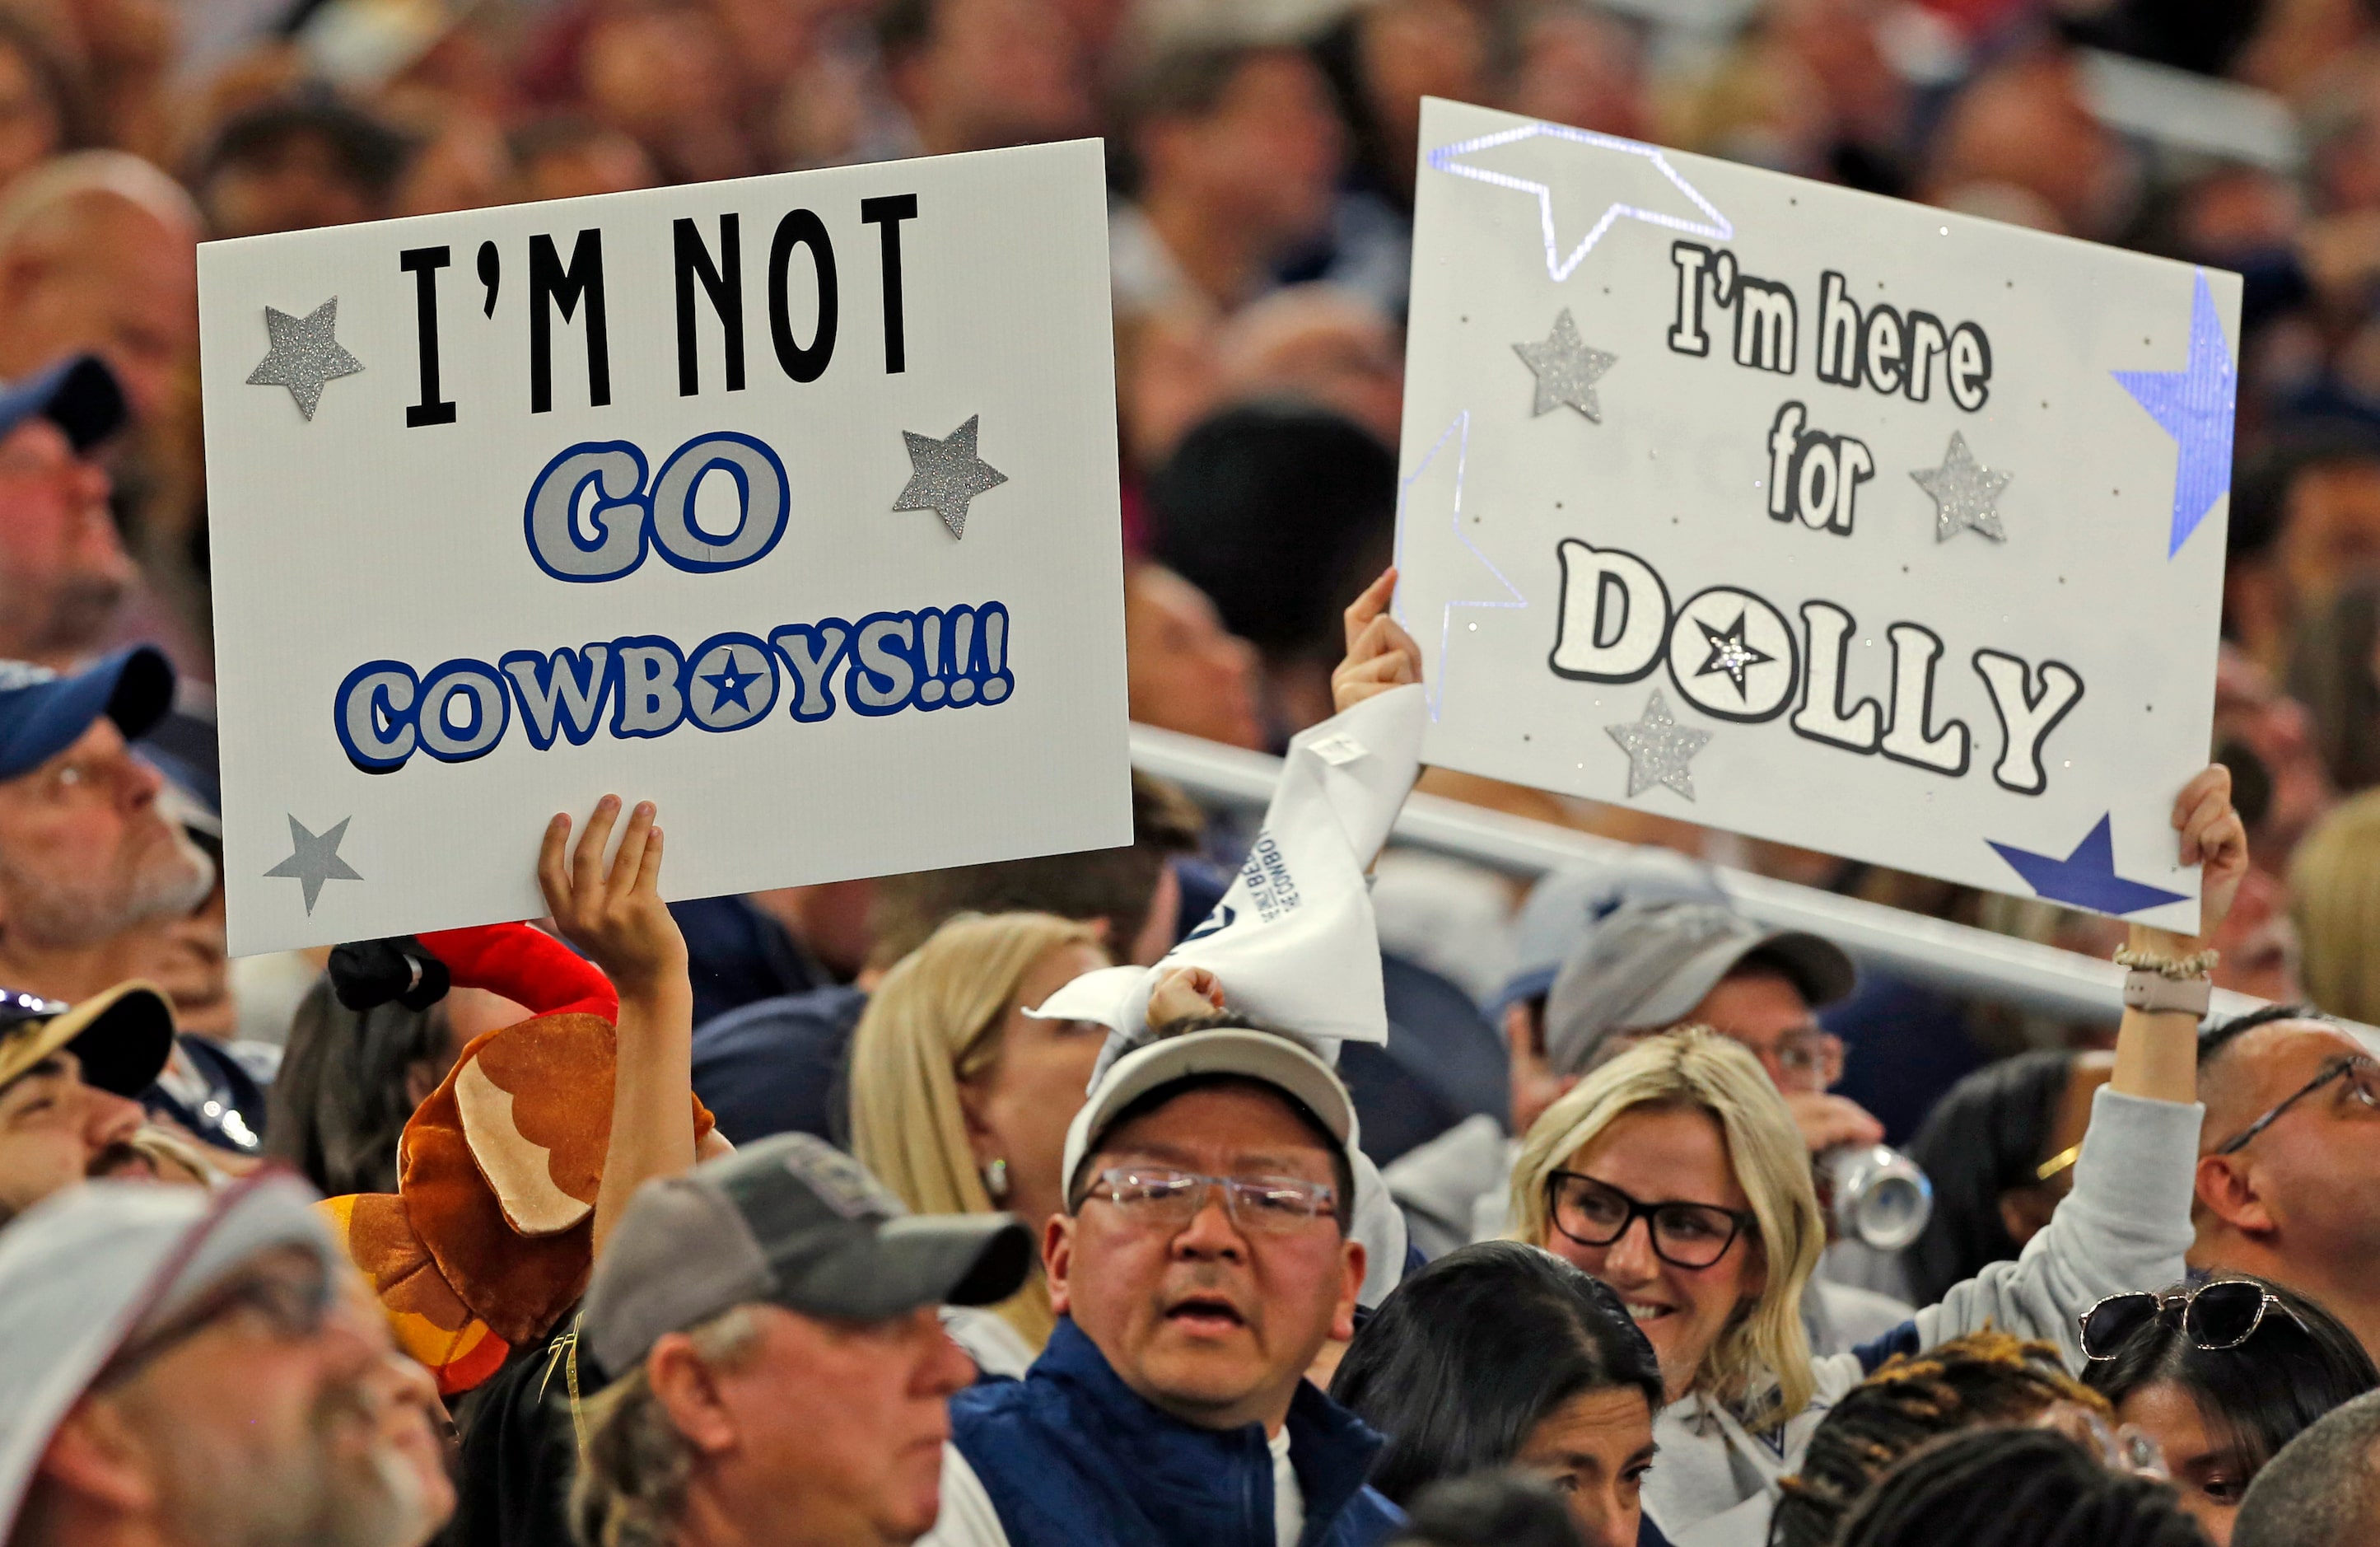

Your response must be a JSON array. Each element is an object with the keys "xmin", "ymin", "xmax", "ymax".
[
  {"xmin": 201, "ymin": 141, "xmax": 1129, "ymax": 956},
  {"xmin": 1398, "ymin": 98, "xmax": 2236, "ymax": 928}
]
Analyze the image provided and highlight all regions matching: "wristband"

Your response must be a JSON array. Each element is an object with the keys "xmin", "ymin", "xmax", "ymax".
[{"xmin": 2123, "ymin": 969, "xmax": 2212, "ymax": 1017}]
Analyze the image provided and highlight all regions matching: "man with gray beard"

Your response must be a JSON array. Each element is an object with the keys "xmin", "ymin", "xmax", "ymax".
[
  {"xmin": 0, "ymin": 643, "xmax": 212, "ymax": 1005},
  {"xmin": 0, "ymin": 1171, "xmax": 455, "ymax": 1547}
]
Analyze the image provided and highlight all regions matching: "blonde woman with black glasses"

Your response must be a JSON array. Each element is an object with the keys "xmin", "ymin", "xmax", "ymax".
[
  {"xmin": 1506, "ymin": 765, "xmax": 2248, "ymax": 1547},
  {"xmin": 850, "ymin": 910, "xmax": 1109, "ymax": 1374}
]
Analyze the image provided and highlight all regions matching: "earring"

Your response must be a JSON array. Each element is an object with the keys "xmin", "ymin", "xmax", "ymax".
[{"xmin": 982, "ymin": 1157, "xmax": 1010, "ymax": 1202}]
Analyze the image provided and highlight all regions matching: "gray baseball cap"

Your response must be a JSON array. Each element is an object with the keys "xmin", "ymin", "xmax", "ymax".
[
  {"xmin": 1542, "ymin": 900, "xmax": 1855, "ymax": 1076},
  {"xmin": 1493, "ymin": 857, "xmax": 1731, "ymax": 1017},
  {"xmin": 0, "ymin": 1171, "xmax": 342, "ymax": 1538},
  {"xmin": 582, "ymin": 1133, "xmax": 1034, "ymax": 1376}
]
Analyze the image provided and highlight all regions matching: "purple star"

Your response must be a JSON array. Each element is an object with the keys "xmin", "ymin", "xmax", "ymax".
[
  {"xmin": 1986, "ymin": 815, "xmax": 2189, "ymax": 916},
  {"xmin": 2113, "ymin": 269, "xmax": 2237, "ymax": 559}
]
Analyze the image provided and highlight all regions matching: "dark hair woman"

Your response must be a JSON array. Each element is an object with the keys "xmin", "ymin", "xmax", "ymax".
[
  {"xmin": 1836, "ymin": 1428, "xmax": 2211, "ymax": 1547},
  {"xmin": 1902, "ymin": 1049, "xmax": 2112, "ymax": 1306},
  {"xmin": 263, "ymin": 937, "xmax": 535, "ymax": 1198},
  {"xmin": 2082, "ymin": 1275, "xmax": 2379, "ymax": 1545},
  {"xmin": 1331, "ymin": 1241, "xmax": 1663, "ymax": 1547}
]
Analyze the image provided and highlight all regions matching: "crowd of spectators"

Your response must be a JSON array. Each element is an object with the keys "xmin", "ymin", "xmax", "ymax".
[{"xmin": 4, "ymin": 0, "xmax": 2380, "ymax": 1545}]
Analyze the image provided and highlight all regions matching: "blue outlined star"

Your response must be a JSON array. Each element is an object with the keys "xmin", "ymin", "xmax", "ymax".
[
  {"xmin": 2113, "ymin": 269, "xmax": 2236, "ymax": 559},
  {"xmin": 264, "ymin": 815, "xmax": 362, "ymax": 914},
  {"xmin": 1986, "ymin": 815, "xmax": 2190, "ymax": 916},
  {"xmin": 1393, "ymin": 411, "xmax": 1526, "ymax": 721},
  {"xmin": 702, "ymin": 662, "xmax": 758, "ymax": 712},
  {"xmin": 1428, "ymin": 123, "xmax": 1732, "ymax": 283}
]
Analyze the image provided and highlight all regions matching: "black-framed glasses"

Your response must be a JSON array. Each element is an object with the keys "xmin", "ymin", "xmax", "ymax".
[
  {"xmin": 96, "ymin": 1250, "xmax": 336, "ymax": 1387},
  {"xmin": 2214, "ymin": 1054, "xmax": 2380, "ymax": 1156},
  {"xmin": 2079, "ymin": 1280, "xmax": 2305, "ymax": 1362},
  {"xmin": 1543, "ymin": 1170, "xmax": 1756, "ymax": 1269},
  {"xmin": 1083, "ymin": 1166, "xmax": 1337, "ymax": 1234}
]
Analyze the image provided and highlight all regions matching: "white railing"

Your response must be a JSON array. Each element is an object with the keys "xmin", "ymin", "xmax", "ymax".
[{"xmin": 1130, "ymin": 722, "xmax": 2280, "ymax": 1026}]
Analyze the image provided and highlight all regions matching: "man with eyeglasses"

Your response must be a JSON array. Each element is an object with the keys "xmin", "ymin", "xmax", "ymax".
[
  {"xmin": 928, "ymin": 1026, "xmax": 1402, "ymax": 1547},
  {"xmin": 2192, "ymin": 1002, "xmax": 2380, "ymax": 1360},
  {"xmin": 0, "ymin": 1171, "xmax": 453, "ymax": 1547},
  {"xmin": 0, "ymin": 977, "xmax": 175, "ymax": 1222}
]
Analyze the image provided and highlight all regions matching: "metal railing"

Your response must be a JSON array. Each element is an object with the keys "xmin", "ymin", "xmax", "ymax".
[{"xmin": 1130, "ymin": 722, "xmax": 2276, "ymax": 1026}]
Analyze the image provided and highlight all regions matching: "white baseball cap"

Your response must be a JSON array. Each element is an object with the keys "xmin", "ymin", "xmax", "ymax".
[
  {"xmin": 0, "ymin": 1172, "xmax": 341, "ymax": 1536},
  {"xmin": 1059, "ymin": 1027, "xmax": 1361, "ymax": 1204}
]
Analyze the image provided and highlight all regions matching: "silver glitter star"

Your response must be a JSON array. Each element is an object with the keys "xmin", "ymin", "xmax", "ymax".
[
  {"xmin": 1694, "ymin": 612, "xmax": 1773, "ymax": 699},
  {"xmin": 1605, "ymin": 689, "xmax": 1712, "ymax": 802},
  {"xmin": 263, "ymin": 815, "xmax": 362, "ymax": 914},
  {"xmin": 245, "ymin": 298, "xmax": 365, "ymax": 421},
  {"xmin": 894, "ymin": 415, "xmax": 1008, "ymax": 540},
  {"xmin": 1512, "ymin": 309, "xmax": 1617, "ymax": 422},
  {"xmin": 1910, "ymin": 431, "xmax": 2011, "ymax": 544}
]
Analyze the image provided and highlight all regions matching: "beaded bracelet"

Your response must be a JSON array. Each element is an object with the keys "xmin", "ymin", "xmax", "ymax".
[{"xmin": 2113, "ymin": 946, "xmax": 2219, "ymax": 980}]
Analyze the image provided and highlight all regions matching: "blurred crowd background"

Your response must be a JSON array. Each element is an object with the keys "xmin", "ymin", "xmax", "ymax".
[{"xmin": 14, "ymin": 0, "xmax": 2380, "ymax": 1134}]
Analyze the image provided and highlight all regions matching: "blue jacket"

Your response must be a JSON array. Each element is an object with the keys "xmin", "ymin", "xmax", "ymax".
[{"xmin": 950, "ymin": 1317, "xmax": 1402, "ymax": 1547}]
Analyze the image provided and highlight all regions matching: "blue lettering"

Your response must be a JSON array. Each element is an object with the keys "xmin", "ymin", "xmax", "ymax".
[{"xmin": 501, "ymin": 645, "xmax": 612, "ymax": 750}]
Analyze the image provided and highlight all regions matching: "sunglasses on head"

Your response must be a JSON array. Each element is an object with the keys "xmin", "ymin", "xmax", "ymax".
[{"xmin": 2079, "ymin": 1279, "xmax": 2303, "ymax": 1362}]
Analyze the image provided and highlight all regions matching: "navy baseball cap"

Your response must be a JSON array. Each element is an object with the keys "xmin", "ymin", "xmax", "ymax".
[
  {"xmin": 0, "ymin": 646, "xmax": 175, "ymax": 783},
  {"xmin": 0, "ymin": 355, "xmax": 127, "ymax": 453}
]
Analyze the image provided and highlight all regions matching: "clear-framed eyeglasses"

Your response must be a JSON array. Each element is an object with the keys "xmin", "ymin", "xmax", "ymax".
[{"xmin": 1080, "ymin": 1166, "xmax": 1337, "ymax": 1234}]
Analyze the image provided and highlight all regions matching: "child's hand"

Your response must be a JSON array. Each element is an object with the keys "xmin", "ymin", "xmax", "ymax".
[
  {"xmin": 1331, "ymin": 568, "xmax": 1423, "ymax": 713},
  {"xmin": 1147, "ymin": 964, "xmax": 1225, "ymax": 1029},
  {"xmin": 539, "ymin": 796, "xmax": 687, "ymax": 999}
]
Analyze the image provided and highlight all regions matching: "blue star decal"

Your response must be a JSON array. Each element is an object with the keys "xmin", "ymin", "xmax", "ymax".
[
  {"xmin": 1986, "ymin": 815, "xmax": 2189, "ymax": 916},
  {"xmin": 2113, "ymin": 269, "xmax": 2236, "ymax": 559},
  {"xmin": 702, "ymin": 663, "xmax": 758, "ymax": 712}
]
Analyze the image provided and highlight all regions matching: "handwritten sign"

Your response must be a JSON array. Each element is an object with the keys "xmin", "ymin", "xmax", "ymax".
[
  {"xmin": 201, "ymin": 141, "xmax": 1128, "ymax": 955},
  {"xmin": 1398, "ymin": 98, "xmax": 2234, "ymax": 925}
]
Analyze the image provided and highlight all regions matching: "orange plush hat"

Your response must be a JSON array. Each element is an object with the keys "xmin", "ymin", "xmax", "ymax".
[{"xmin": 318, "ymin": 923, "xmax": 715, "ymax": 1395}]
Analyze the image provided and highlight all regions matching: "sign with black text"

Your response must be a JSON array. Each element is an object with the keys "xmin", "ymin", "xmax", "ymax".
[
  {"xmin": 201, "ymin": 141, "xmax": 1128, "ymax": 955},
  {"xmin": 1398, "ymin": 98, "xmax": 2233, "ymax": 926}
]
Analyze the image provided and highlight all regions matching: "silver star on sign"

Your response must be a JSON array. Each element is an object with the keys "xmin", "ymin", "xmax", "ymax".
[
  {"xmin": 1605, "ymin": 689, "xmax": 1712, "ymax": 802},
  {"xmin": 894, "ymin": 415, "xmax": 1008, "ymax": 540},
  {"xmin": 245, "ymin": 298, "xmax": 364, "ymax": 421},
  {"xmin": 1910, "ymin": 431, "xmax": 2011, "ymax": 543},
  {"xmin": 264, "ymin": 815, "xmax": 362, "ymax": 914},
  {"xmin": 1513, "ymin": 309, "xmax": 1617, "ymax": 422}
]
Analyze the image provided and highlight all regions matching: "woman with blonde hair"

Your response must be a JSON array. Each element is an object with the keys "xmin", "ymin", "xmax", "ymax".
[
  {"xmin": 849, "ymin": 909, "xmax": 1108, "ymax": 1373},
  {"xmin": 1509, "ymin": 765, "xmax": 2249, "ymax": 1545},
  {"xmin": 2289, "ymin": 786, "xmax": 2380, "ymax": 1023}
]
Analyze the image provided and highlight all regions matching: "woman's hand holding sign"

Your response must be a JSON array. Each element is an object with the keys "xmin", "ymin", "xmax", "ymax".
[
  {"xmin": 1332, "ymin": 568, "xmax": 1424, "ymax": 713},
  {"xmin": 2159, "ymin": 762, "xmax": 2249, "ymax": 951},
  {"xmin": 2112, "ymin": 764, "xmax": 2250, "ymax": 1109}
]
